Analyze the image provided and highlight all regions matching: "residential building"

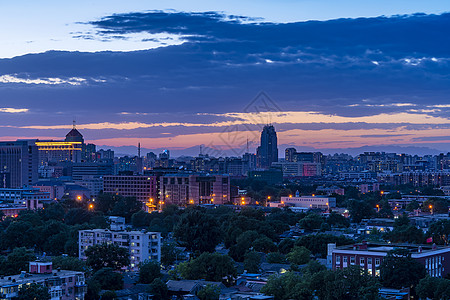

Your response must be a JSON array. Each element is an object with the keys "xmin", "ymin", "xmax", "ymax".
[
  {"xmin": 0, "ymin": 261, "xmax": 86, "ymax": 300},
  {"xmin": 78, "ymin": 229, "xmax": 161, "ymax": 270}
]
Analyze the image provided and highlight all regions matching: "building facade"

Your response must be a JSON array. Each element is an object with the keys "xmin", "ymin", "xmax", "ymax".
[
  {"xmin": 78, "ymin": 229, "xmax": 161, "ymax": 270},
  {"xmin": 0, "ymin": 140, "xmax": 38, "ymax": 188},
  {"xmin": 256, "ymin": 125, "xmax": 278, "ymax": 169},
  {"xmin": 280, "ymin": 195, "xmax": 336, "ymax": 209},
  {"xmin": 332, "ymin": 242, "xmax": 450, "ymax": 278},
  {"xmin": 103, "ymin": 175, "xmax": 158, "ymax": 206}
]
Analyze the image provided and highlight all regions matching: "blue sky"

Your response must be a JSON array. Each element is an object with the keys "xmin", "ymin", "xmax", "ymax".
[{"xmin": 1, "ymin": 1, "xmax": 450, "ymax": 155}]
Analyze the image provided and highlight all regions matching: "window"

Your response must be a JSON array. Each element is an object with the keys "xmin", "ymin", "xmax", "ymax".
[
  {"xmin": 350, "ymin": 257, "xmax": 355, "ymax": 264},
  {"xmin": 368, "ymin": 257, "xmax": 372, "ymax": 265},
  {"xmin": 336, "ymin": 256, "xmax": 340, "ymax": 264},
  {"xmin": 69, "ymin": 277, "xmax": 73, "ymax": 283},
  {"xmin": 360, "ymin": 257, "xmax": 365, "ymax": 265},
  {"xmin": 343, "ymin": 256, "xmax": 348, "ymax": 263},
  {"xmin": 375, "ymin": 258, "xmax": 380, "ymax": 266}
]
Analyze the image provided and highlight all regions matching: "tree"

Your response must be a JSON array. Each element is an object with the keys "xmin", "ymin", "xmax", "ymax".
[
  {"xmin": 266, "ymin": 252, "xmax": 286, "ymax": 264},
  {"xmin": 139, "ymin": 260, "xmax": 162, "ymax": 284},
  {"xmin": 278, "ymin": 238, "xmax": 294, "ymax": 254},
  {"xmin": 91, "ymin": 268, "xmax": 123, "ymax": 290},
  {"xmin": 176, "ymin": 252, "xmax": 237, "ymax": 285},
  {"xmin": 310, "ymin": 266, "xmax": 381, "ymax": 300},
  {"xmin": 252, "ymin": 236, "xmax": 277, "ymax": 253},
  {"xmin": 261, "ymin": 271, "xmax": 312, "ymax": 300},
  {"xmin": 243, "ymin": 251, "xmax": 261, "ymax": 273},
  {"xmin": 380, "ymin": 249, "xmax": 426, "ymax": 289},
  {"xmin": 416, "ymin": 276, "xmax": 450, "ymax": 300},
  {"xmin": 85, "ymin": 243, "xmax": 130, "ymax": 272},
  {"xmin": 348, "ymin": 199, "xmax": 375, "ymax": 223},
  {"xmin": 197, "ymin": 284, "xmax": 221, "ymax": 300},
  {"xmin": 17, "ymin": 283, "xmax": 50, "ymax": 300},
  {"xmin": 0, "ymin": 247, "xmax": 36, "ymax": 275},
  {"xmin": 428, "ymin": 219, "xmax": 450, "ymax": 245},
  {"xmin": 161, "ymin": 241, "xmax": 182, "ymax": 266},
  {"xmin": 287, "ymin": 246, "xmax": 311, "ymax": 266},
  {"xmin": 100, "ymin": 291, "xmax": 117, "ymax": 300},
  {"xmin": 148, "ymin": 278, "xmax": 169, "ymax": 300},
  {"xmin": 385, "ymin": 224, "xmax": 424, "ymax": 244},
  {"xmin": 294, "ymin": 234, "xmax": 354, "ymax": 258},
  {"xmin": 299, "ymin": 214, "xmax": 324, "ymax": 231},
  {"xmin": 173, "ymin": 209, "xmax": 221, "ymax": 254},
  {"xmin": 52, "ymin": 256, "xmax": 87, "ymax": 272}
]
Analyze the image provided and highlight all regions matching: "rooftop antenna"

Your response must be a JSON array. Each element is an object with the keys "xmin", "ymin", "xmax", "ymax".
[
  {"xmin": 200, "ymin": 144, "xmax": 203, "ymax": 156},
  {"xmin": 246, "ymin": 137, "xmax": 249, "ymax": 153},
  {"xmin": 73, "ymin": 119, "xmax": 76, "ymax": 130},
  {"xmin": 138, "ymin": 142, "xmax": 141, "ymax": 158}
]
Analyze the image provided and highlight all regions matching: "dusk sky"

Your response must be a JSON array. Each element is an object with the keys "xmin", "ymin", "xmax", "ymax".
[{"xmin": 2, "ymin": 1, "xmax": 450, "ymax": 155}]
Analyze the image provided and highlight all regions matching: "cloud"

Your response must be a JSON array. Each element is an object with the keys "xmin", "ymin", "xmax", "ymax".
[
  {"xmin": 0, "ymin": 108, "xmax": 29, "ymax": 113},
  {"xmin": 0, "ymin": 74, "xmax": 87, "ymax": 86}
]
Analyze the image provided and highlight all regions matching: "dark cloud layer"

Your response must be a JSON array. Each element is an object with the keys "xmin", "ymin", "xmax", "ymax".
[{"xmin": 1, "ymin": 11, "xmax": 450, "ymax": 151}]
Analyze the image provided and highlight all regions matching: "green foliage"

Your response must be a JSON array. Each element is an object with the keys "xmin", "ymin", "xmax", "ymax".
[
  {"xmin": 294, "ymin": 234, "xmax": 354, "ymax": 258},
  {"xmin": 243, "ymin": 251, "xmax": 261, "ymax": 273},
  {"xmin": 17, "ymin": 283, "xmax": 50, "ymax": 300},
  {"xmin": 176, "ymin": 252, "xmax": 236, "ymax": 285},
  {"xmin": 92, "ymin": 268, "xmax": 124, "ymax": 290},
  {"xmin": 287, "ymin": 246, "xmax": 311, "ymax": 266},
  {"xmin": 301, "ymin": 260, "xmax": 326, "ymax": 275},
  {"xmin": 51, "ymin": 256, "xmax": 87, "ymax": 272},
  {"xmin": 0, "ymin": 247, "xmax": 36, "ymax": 275},
  {"xmin": 161, "ymin": 241, "xmax": 182, "ymax": 266},
  {"xmin": 326, "ymin": 211, "xmax": 350, "ymax": 228},
  {"xmin": 385, "ymin": 224, "xmax": 424, "ymax": 244},
  {"xmin": 85, "ymin": 243, "xmax": 130, "ymax": 272},
  {"xmin": 379, "ymin": 249, "xmax": 426, "ymax": 289},
  {"xmin": 298, "ymin": 213, "xmax": 324, "ymax": 231},
  {"xmin": 139, "ymin": 260, "xmax": 162, "ymax": 284},
  {"xmin": 278, "ymin": 238, "xmax": 294, "ymax": 254},
  {"xmin": 415, "ymin": 276, "xmax": 450, "ymax": 300},
  {"xmin": 197, "ymin": 284, "xmax": 221, "ymax": 300},
  {"xmin": 252, "ymin": 236, "xmax": 277, "ymax": 253},
  {"xmin": 266, "ymin": 252, "xmax": 287, "ymax": 264},
  {"xmin": 100, "ymin": 290, "xmax": 117, "ymax": 300},
  {"xmin": 173, "ymin": 209, "xmax": 221, "ymax": 254},
  {"xmin": 348, "ymin": 199, "xmax": 375, "ymax": 223},
  {"xmin": 148, "ymin": 278, "xmax": 169, "ymax": 300},
  {"xmin": 310, "ymin": 266, "xmax": 381, "ymax": 300},
  {"xmin": 428, "ymin": 219, "xmax": 450, "ymax": 245},
  {"xmin": 406, "ymin": 200, "xmax": 419, "ymax": 212},
  {"xmin": 261, "ymin": 271, "xmax": 311, "ymax": 300}
]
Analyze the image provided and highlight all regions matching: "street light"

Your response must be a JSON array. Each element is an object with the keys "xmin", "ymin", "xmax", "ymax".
[{"xmin": 429, "ymin": 204, "xmax": 433, "ymax": 214}]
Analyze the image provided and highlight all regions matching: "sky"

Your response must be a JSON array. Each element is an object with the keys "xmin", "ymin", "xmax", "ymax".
[{"xmin": 1, "ymin": 1, "xmax": 450, "ymax": 156}]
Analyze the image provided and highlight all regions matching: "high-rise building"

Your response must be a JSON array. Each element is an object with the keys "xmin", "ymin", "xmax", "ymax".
[
  {"xmin": 285, "ymin": 148, "xmax": 296, "ymax": 162},
  {"xmin": 0, "ymin": 140, "xmax": 38, "ymax": 188},
  {"xmin": 256, "ymin": 125, "xmax": 278, "ymax": 169}
]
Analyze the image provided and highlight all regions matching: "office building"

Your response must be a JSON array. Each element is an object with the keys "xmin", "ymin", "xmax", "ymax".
[
  {"xmin": 332, "ymin": 242, "xmax": 450, "ymax": 278},
  {"xmin": 70, "ymin": 162, "xmax": 113, "ymax": 181},
  {"xmin": 0, "ymin": 140, "xmax": 38, "ymax": 188},
  {"xmin": 280, "ymin": 195, "xmax": 336, "ymax": 209},
  {"xmin": 256, "ymin": 125, "xmax": 278, "ymax": 169},
  {"xmin": 160, "ymin": 174, "xmax": 231, "ymax": 206},
  {"xmin": 78, "ymin": 229, "xmax": 161, "ymax": 270},
  {"xmin": 103, "ymin": 175, "xmax": 158, "ymax": 206}
]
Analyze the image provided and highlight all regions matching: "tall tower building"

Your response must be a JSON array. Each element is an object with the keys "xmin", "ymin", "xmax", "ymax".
[
  {"xmin": 0, "ymin": 140, "xmax": 38, "ymax": 188},
  {"xmin": 257, "ymin": 125, "xmax": 278, "ymax": 169}
]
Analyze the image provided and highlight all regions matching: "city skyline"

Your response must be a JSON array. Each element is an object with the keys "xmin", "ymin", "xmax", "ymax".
[{"xmin": 1, "ymin": 2, "xmax": 450, "ymax": 154}]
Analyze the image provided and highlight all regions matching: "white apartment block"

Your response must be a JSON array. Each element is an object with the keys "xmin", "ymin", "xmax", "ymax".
[
  {"xmin": 78, "ymin": 229, "xmax": 161, "ymax": 270},
  {"xmin": 280, "ymin": 195, "xmax": 336, "ymax": 209}
]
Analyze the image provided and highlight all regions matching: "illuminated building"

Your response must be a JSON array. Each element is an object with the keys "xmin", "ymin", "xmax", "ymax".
[
  {"xmin": 256, "ymin": 125, "xmax": 278, "ymax": 169},
  {"xmin": 36, "ymin": 124, "xmax": 85, "ymax": 165}
]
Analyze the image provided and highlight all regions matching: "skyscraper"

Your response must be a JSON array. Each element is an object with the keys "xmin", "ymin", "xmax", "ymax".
[
  {"xmin": 0, "ymin": 140, "xmax": 38, "ymax": 188},
  {"xmin": 257, "ymin": 125, "xmax": 278, "ymax": 169}
]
